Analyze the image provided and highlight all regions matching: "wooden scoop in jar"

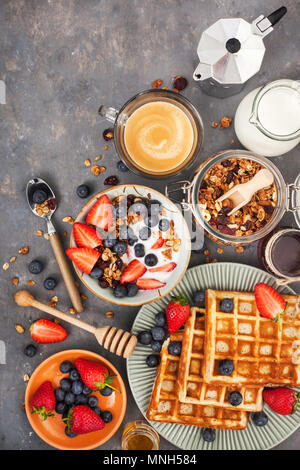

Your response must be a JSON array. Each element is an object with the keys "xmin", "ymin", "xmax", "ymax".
[
  {"xmin": 14, "ymin": 290, "xmax": 137, "ymax": 358},
  {"xmin": 216, "ymin": 169, "xmax": 274, "ymax": 216}
]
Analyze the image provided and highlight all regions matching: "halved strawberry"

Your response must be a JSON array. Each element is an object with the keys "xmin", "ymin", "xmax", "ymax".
[
  {"xmin": 136, "ymin": 278, "xmax": 166, "ymax": 290},
  {"xmin": 120, "ymin": 259, "xmax": 147, "ymax": 284},
  {"xmin": 73, "ymin": 222, "xmax": 102, "ymax": 249},
  {"xmin": 66, "ymin": 247, "xmax": 100, "ymax": 274},
  {"xmin": 86, "ymin": 194, "xmax": 113, "ymax": 230},
  {"xmin": 254, "ymin": 283, "xmax": 286, "ymax": 330},
  {"xmin": 149, "ymin": 262, "xmax": 177, "ymax": 273},
  {"xmin": 30, "ymin": 319, "xmax": 67, "ymax": 344},
  {"xmin": 151, "ymin": 237, "xmax": 164, "ymax": 249}
]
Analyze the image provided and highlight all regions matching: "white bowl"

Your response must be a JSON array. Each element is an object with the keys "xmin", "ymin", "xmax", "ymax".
[{"xmin": 70, "ymin": 184, "xmax": 191, "ymax": 306}]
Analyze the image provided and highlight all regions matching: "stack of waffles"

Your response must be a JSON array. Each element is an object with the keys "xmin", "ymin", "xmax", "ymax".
[{"xmin": 147, "ymin": 289, "xmax": 300, "ymax": 430}]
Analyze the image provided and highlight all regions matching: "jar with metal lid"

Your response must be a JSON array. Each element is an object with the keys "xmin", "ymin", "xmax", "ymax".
[{"xmin": 165, "ymin": 149, "xmax": 300, "ymax": 246}]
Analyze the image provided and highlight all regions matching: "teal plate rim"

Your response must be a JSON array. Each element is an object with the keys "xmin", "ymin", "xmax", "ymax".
[{"xmin": 127, "ymin": 262, "xmax": 300, "ymax": 450}]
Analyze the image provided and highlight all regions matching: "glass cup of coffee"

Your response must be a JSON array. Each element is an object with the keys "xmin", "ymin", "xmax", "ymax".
[{"xmin": 99, "ymin": 89, "xmax": 204, "ymax": 178}]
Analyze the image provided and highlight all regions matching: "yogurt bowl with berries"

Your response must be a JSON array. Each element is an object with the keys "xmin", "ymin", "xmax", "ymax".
[{"xmin": 68, "ymin": 185, "xmax": 191, "ymax": 306}]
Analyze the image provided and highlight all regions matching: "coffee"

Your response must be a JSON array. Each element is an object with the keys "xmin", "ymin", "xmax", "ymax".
[{"xmin": 124, "ymin": 101, "xmax": 194, "ymax": 173}]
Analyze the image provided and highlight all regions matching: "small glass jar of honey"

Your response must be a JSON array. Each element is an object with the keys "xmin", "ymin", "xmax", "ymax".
[{"xmin": 121, "ymin": 420, "xmax": 159, "ymax": 450}]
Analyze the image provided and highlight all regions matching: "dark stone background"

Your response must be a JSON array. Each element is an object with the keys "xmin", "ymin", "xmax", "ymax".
[{"xmin": 0, "ymin": 0, "xmax": 299, "ymax": 450}]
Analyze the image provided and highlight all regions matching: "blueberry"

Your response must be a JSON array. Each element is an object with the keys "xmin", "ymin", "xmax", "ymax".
[
  {"xmin": 88, "ymin": 395, "xmax": 98, "ymax": 408},
  {"xmin": 144, "ymin": 215, "xmax": 159, "ymax": 228},
  {"xmin": 64, "ymin": 392, "xmax": 76, "ymax": 406},
  {"xmin": 100, "ymin": 386, "xmax": 113, "ymax": 397},
  {"xmin": 71, "ymin": 380, "xmax": 83, "ymax": 395},
  {"xmin": 252, "ymin": 411, "xmax": 268, "ymax": 427},
  {"xmin": 23, "ymin": 344, "xmax": 37, "ymax": 357},
  {"xmin": 218, "ymin": 359, "xmax": 234, "ymax": 376},
  {"xmin": 115, "ymin": 205, "xmax": 127, "ymax": 218},
  {"xmin": 76, "ymin": 184, "xmax": 90, "ymax": 199},
  {"xmin": 65, "ymin": 426, "xmax": 77, "ymax": 438},
  {"xmin": 55, "ymin": 388, "xmax": 66, "ymax": 402},
  {"xmin": 99, "ymin": 278, "xmax": 109, "ymax": 289},
  {"xmin": 147, "ymin": 200, "xmax": 161, "ymax": 216},
  {"xmin": 28, "ymin": 260, "xmax": 43, "ymax": 275},
  {"xmin": 43, "ymin": 277, "xmax": 57, "ymax": 290},
  {"xmin": 93, "ymin": 406, "xmax": 102, "ymax": 416},
  {"xmin": 134, "ymin": 243, "xmax": 145, "ymax": 257},
  {"xmin": 202, "ymin": 428, "xmax": 216, "ymax": 443},
  {"xmin": 101, "ymin": 410, "xmax": 113, "ymax": 423},
  {"xmin": 153, "ymin": 312, "xmax": 165, "ymax": 328},
  {"xmin": 103, "ymin": 235, "xmax": 117, "ymax": 248},
  {"xmin": 59, "ymin": 361, "xmax": 73, "ymax": 374},
  {"xmin": 113, "ymin": 284, "xmax": 128, "ymax": 298},
  {"xmin": 32, "ymin": 189, "xmax": 48, "ymax": 204},
  {"xmin": 69, "ymin": 369, "xmax": 80, "ymax": 381},
  {"xmin": 90, "ymin": 267, "xmax": 104, "ymax": 279},
  {"xmin": 151, "ymin": 326, "xmax": 165, "ymax": 342},
  {"xmin": 127, "ymin": 282, "xmax": 139, "ymax": 297},
  {"xmin": 129, "ymin": 202, "xmax": 148, "ymax": 216},
  {"xmin": 151, "ymin": 341, "xmax": 162, "ymax": 353},
  {"xmin": 145, "ymin": 254, "xmax": 158, "ymax": 267},
  {"xmin": 139, "ymin": 226, "xmax": 151, "ymax": 241},
  {"xmin": 158, "ymin": 219, "xmax": 170, "ymax": 232},
  {"xmin": 228, "ymin": 391, "xmax": 243, "ymax": 407},
  {"xmin": 117, "ymin": 160, "xmax": 129, "ymax": 172},
  {"xmin": 146, "ymin": 354, "xmax": 160, "ymax": 368},
  {"xmin": 168, "ymin": 341, "xmax": 182, "ymax": 356},
  {"xmin": 220, "ymin": 298, "xmax": 234, "ymax": 313},
  {"xmin": 128, "ymin": 236, "xmax": 138, "ymax": 246},
  {"xmin": 74, "ymin": 393, "xmax": 88, "ymax": 405},
  {"xmin": 113, "ymin": 241, "xmax": 127, "ymax": 256},
  {"xmin": 60, "ymin": 378, "xmax": 72, "ymax": 391},
  {"xmin": 138, "ymin": 331, "xmax": 152, "ymax": 345},
  {"xmin": 55, "ymin": 402, "xmax": 67, "ymax": 414},
  {"xmin": 82, "ymin": 385, "xmax": 93, "ymax": 396},
  {"xmin": 192, "ymin": 290, "xmax": 205, "ymax": 307}
]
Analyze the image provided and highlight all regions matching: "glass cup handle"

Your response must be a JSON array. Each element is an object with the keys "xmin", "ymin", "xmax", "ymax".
[{"xmin": 98, "ymin": 105, "xmax": 119, "ymax": 124}]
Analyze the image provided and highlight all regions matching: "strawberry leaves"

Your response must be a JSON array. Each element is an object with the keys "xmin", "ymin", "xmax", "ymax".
[{"xmin": 94, "ymin": 373, "xmax": 120, "ymax": 393}]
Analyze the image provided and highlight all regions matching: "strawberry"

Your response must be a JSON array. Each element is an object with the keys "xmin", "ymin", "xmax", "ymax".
[
  {"xmin": 75, "ymin": 358, "xmax": 120, "ymax": 393},
  {"xmin": 31, "ymin": 381, "xmax": 55, "ymax": 420},
  {"xmin": 151, "ymin": 237, "xmax": 164, "ymax": 249},
  {"xmin": 254, "ymin": 283, "xmax": 286, "ymax": 330},
  {"xmin": 66, "ymin": 247, "xmax": 100, "ymax": 274},
  {"xmin": 149, "ymin": 262, "xmax": 177, "ymax": 273},
  {"xmin": 120, "ymin": 259, "xmax": 147, "ymax": 284},
  {"xmin": 30, "ymin": 319, "xmax": 67, "ymax": 343},
  {"xmin": 73, "ymin": 222, "xmax": 102, "ymax": 249},
  {"xmin": 64, "ymin": 405, "xmax": 104, "ymax": 434},
  {"xmin": 263, "ymin": 387, "xmax": 300, "ymax": 415},
  {"xmin": 136, "ymin": 278, "xmax": 166, "ymax": 290},
  {"xmin": 86, "ymin": 194, "xmax": 113, "ymax": 230},
  {"xmin": 165, "ymin": 294, "xmax": 190, "ymax": 333}
]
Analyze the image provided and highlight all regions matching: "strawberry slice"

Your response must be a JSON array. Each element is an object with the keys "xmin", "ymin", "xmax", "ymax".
[
  {"xmin": 120, "ymin": 259, "xmax": 147, "ymax": 284},
  {"xmin": 151, "ymin": 237, "xmax": 164, "ymax": 249},
  {"xmin": 86, "ymin": 194, "xmax": 113, "ymax": 230},
  {"xmin": 254, "ymin": 283, "xmax": 286, "ymax": 330},
  {"xmin": 66, "ymin": 247, "xmax": 100, "ymax": 274},
  {"xmin": 149, "ymin": 262, "xmax": 177, "ymax": 273},
  {"xmin": 73, "ymin": 222, "xmax": 102, "ymax": 249},
  {"xmin": 30, "ymin": 319, "xmax": 67, "ymax": 344},
  {"xmin": 136, "ymin": 278, "xmax": 166, "ymax": 290}
]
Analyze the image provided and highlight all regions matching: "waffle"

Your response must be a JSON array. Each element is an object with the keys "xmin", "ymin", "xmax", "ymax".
[
  {"xmin": 204, "ymin": 289, "xmax": 300, "ymax": 387},
  {"xmin": 146, "ymin": 331, "xmax": 248, "ymax": 430},
  {"xmin": 177, "ymin": 307, "xmax": 263, "ymax": 412}
]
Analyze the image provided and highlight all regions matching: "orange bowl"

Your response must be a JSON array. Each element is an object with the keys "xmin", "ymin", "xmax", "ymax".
[{"xmin": 25, "ymin": 349, "xmax": 127, "ymax": 450}]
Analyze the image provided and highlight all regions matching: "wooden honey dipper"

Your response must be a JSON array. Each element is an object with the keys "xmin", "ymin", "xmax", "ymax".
[{"xmin": 14, "ymin": 290, "xmax": 137, "ymax": 358}]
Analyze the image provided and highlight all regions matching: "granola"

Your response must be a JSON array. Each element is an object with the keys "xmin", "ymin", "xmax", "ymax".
[{"xmin": 198, "ymin": 158, "xmax": 277, "ymax": 237}]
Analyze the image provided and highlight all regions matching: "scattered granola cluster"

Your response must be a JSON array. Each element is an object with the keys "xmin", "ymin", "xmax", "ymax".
[
  {"xmin": 198, "ymin": 158, "xmax": 277, "ymax": 237},
  {"xmin": 152, "ymin": 75, "xmax": 188, "ymax": 93}
]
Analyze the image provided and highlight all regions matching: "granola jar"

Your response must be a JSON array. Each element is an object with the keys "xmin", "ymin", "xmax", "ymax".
[{"xmin": 165, "ymin": 149, "xmax": 300, "ymax": 246}]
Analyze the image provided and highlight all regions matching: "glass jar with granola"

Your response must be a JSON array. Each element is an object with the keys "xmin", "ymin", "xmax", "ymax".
[{"xmin": 165, "ymin": 150, "xmax": 300, "ymax": 246}]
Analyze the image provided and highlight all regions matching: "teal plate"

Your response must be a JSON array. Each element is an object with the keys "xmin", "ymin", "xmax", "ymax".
[{"xmin": 127, "ymin": 262, "xmax": 300, "ymax": 450}]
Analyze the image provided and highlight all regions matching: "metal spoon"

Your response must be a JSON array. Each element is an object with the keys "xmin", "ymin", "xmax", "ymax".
[{"xmin": 26, "ymin": 177, "xmax": 83, "ymax": 313}]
